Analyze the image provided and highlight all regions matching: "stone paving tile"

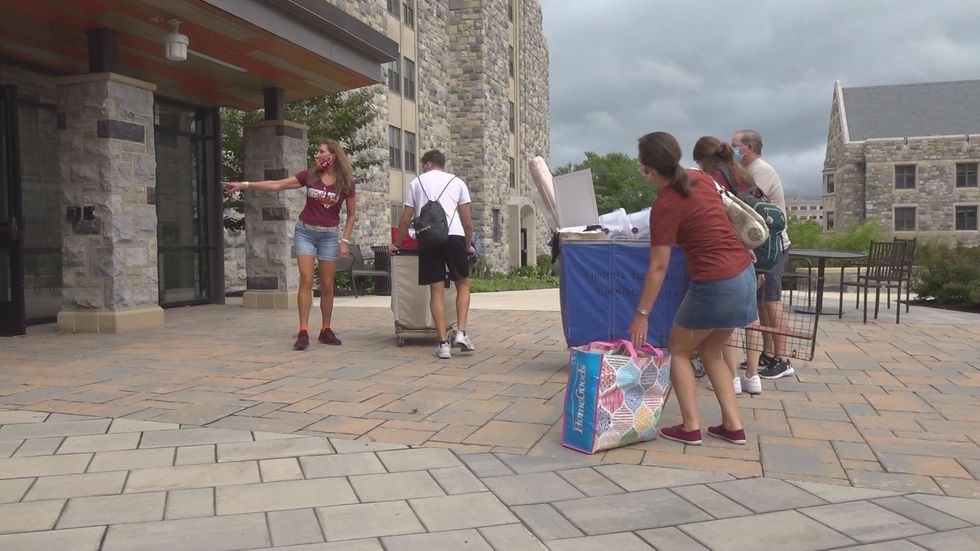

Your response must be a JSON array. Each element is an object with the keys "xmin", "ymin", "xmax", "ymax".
[
  {"xmin": 0, "ymin": 479, "xmax": 32, "ymax": 504},
  {"xmin": 554, "ymin": 488, "xmax": 712, "ymax": 535},
  {"xmin": 909, "ymin": 526, "xmax": 980, "ymax": 549},
  {"xmin": 800, "ymin": 500, "xmax": 934, "ymax": 543},
  {"xmin": 480, "ymin": 523, "xmax": 548, "ymax": 550},
  {"xmin": 878, "ymin": 452, "xmax": 973, "ymax": 479},
  {"xmin": 636, "ymin": 527, "xmax": 708, "ymax": 550},
  {"xmin": 57, "ymin": 491, "xmax": 166, "ymax": 528},
  {"xmin": 595, "ymin": 464, "xmax": 731, "ymax": 491},
  {"xmin": 464, "ymin": 420, "xmax": 551, "ymax": 449},
  {"xmin": 12, "ymin": 436, "xmax": 62, "ymax": 456},
  {"xmin": 847, "ymin": 471, "xmax": 943, "ymax": 494},
  {"xmin": 24, "ymin": 470, "xmax": 126, "ymax": 501},
  {"xmin": 317, "ymin": 500, "xmax": 425, "ymax": 541},
  {"xmin": 137, "ymin": 427, "xmax": 254, "ymax": 448},
  {"xmin": 380, "ymin": 528, "xmax": 494, "ymax": 550},
  {"xmin": 671, "ymin": 484, "xmax": 753, "ymax": 519},
  {"xmin": 0, "ymin": 525, "xmax": 105, "ymax": 551},
  {"xmin": 680, "ymin": 509, "xmax": 856, "ymax": 551},
  {"xmin": 300, "ymin": 452, "xmax": 386, "ymax": 478},
  {"xmin": 0, "ymin": 439, "xmax": 22, "ymax": 458},
  {"xmin": 87, "ymin": 447, "xmax": 175, "ymax": 472},
  {"xmin": 58, "ymin": 432, "xmax": 140, "ymax": 454},
  {"xmin": 0, "ymin": 418, "xmax": 110, "ymax": 440},
  {"xmin": 0, "ymin": 453, "xmax": 92, "ymax": 479},
  {"xmin": 377, "ymin": 447, "xmax": 462, "ymax": 472},
  {"xmin": 708, "ymin": 478, "xmax": 827, "ymax": 513},
  {"xmin": 429, "ymin": 466, "xmax": 488, "ymax": 494},
  {"xmin": 328, "ymin": 438, "xmax": 406, "ymax": 454},
  {"xmin": 557, "ymin": 467, "xmax": 625, "ymax": 497},
  {"xmin": 350, "ymin": 471, "xmax": 445, "ymax": 502},
  {"xmin": 759, "ymin": 435, "xmax": 848, "ymax": 479},
  {"xmin": 545, "ymin": 532, "xmax": 655, "ymax": 551},
  {"xmin": 787, "ymin": 480, "xmax": 899, "ymax": 503},
  {"xmin": 101, "ymin": 512, "xmax": 271, "ymax": 551},
  {"xmin": 410, "ymin": 492, "xmax": 518, "ymax": 531},
  {"xmin": 216, "ymin": 477, "xmax": 357, "ymax": 515},
  {"xmin": 483, "ymin": 472, "xmax": 585, "ymax": 505},
  {"xmin": 872, "ymin": 496, "xmax": 971, "ymax": 531},
  {"xmin": 0, "ymin": 410, "xmax": 49, "ymax": 425},
  {"xmin": 0, "ymin": 499, "xmax": 65, "ymax": 534},
  {"xmin": 164, "ymin": 487, "xmax": 214, "ymax": 519},
  {"xmin": 260, "ymin": 457, "xmax": 304, "ymax": 482},
  {"xmin": 125, "ymin": 461, "xmax": 260, "ymax": 492},
  {"xmin": 511, "ymin": 503, "xmax": 584, "ymax": 540},
  {"xmin": 268, "ymin": 508, "xmax": 325, "ymax": 547},
  {"xmin": 175, "ymin": 444, "xmax": 216, "ymax": 466},
  {"xmin": 907, "ymin": 494, "xmax": 980, "ymax": 524}
]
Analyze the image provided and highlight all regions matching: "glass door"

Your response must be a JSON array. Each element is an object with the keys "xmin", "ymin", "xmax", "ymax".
[
  {"xmin": 0, "ymin": 86, "xmax": 26, "ymax": 336},
  {"xmin": 155, "ymin": 100, "xmax": 221, "ymax": 307}
]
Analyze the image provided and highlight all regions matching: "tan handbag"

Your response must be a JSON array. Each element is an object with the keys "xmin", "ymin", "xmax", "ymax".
[{"xmin": 713, "ymin": 179, "xmax": 769, "ymax": 249}]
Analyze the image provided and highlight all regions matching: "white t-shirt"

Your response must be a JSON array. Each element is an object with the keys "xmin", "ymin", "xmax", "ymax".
[
  {"xmin": 405, "ymin": 169, "xmax": 472, "ymax": 237},
  {"xmin": 746, "ymin": 158, "xmax": 792, "ymax": 250}
]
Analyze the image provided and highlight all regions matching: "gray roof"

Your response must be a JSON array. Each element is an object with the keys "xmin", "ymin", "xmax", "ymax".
[{"xmin": 841, "ymin": 79, "xmax": 980, "ymax": 141}]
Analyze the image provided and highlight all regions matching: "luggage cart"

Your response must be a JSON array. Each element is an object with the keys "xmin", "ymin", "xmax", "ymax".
[{"xmin": 390, "ymin": 251, "xmax": 458, "ymax": 346}]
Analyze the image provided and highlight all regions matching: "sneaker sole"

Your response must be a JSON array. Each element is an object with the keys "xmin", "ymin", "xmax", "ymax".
[
  {"xmin": 707, "ymin": 431, "xmax": 746, "ymax": 445},
  {"xmin": 759, "ymin": 366, "xmax": 795, "ymax": 380},
  {"xmin": 433, "ymin": 351, "xmax": 451, "ymax": 359},
  {"xmin": 659, "ymin": 433, "xmax": 702, "ymax": 445},
  {"xmin": 455, "ymin": 344, "xmax": 475, "ymax": 352}
]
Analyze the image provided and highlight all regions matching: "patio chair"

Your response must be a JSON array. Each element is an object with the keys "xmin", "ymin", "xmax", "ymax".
[
  {"xmin": 347, "ymin": 244, "xmax": 391, "ymax": 298},
  {"xmin": 892, "ymin": 237, "xmax": 917, "ymax": 313},
  {"xmin": 782, "ymin": 256, "xmax": 814, "ymax": 309},
  {"xmin": 838, "ymin": 240, "xmax": 907, "ymax": 323}
]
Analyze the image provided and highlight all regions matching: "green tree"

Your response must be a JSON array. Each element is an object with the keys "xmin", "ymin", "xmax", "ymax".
[
  {"xmin": 553, "ymin": 151, "xmax": 655, "ymax": 214},
  {"xmin": 221, "ymin": 89, "xmax": 383, "ymax": 230}
]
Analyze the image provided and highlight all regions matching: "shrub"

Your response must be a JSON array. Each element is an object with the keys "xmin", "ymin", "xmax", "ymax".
[{"xmin": 913, "ymin": 242, "xmax": 980, "ymax": 304}]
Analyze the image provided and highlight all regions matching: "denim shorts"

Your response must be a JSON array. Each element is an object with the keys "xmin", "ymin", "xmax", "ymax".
[
  {"xmin": 674, "ymin": 264, "xmax": 759, "ymax": 330},
  {"xmin": 293, "ymin": 221, "xmax": 339, "ymax": 261}
]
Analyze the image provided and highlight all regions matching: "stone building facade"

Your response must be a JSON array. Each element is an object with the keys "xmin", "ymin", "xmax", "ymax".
[
  {"xmin": 225, "ymin": 0, "xmax": 550, "ymax": 291},
  {"xmin": 823, "ymin": 80, "xmax": 980, "ymax": 245}
]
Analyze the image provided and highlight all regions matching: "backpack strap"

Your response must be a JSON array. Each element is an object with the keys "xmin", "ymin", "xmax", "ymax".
[{"xmin": 439, "ymin": 177, "xmax": 459, "ymax": 227}]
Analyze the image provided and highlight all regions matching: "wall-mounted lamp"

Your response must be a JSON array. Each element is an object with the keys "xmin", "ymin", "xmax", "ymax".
[{"xmin": 164, "ymin": 19, "xmax": 189, "ymax": 61}]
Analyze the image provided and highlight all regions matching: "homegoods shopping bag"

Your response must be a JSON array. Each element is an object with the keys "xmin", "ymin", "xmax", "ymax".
[{"xmin": 561, "ymin": 340, "xmax": 671, "ymax": 454}]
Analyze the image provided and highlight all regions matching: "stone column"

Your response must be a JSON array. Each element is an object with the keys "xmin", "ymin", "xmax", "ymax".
[
  {"xmin": 55, "ymin": 73, "xmax": 163, "ymax": 333},
  {"xmin": 241, "ymin": 120, "xmax": 309, "ymax": 310}
]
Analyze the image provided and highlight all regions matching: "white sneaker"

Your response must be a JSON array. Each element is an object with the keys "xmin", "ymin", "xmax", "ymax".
[
  {"xmin": 740, "ymin": 374, "xmax": 762, "ymax": 395},
  {"xmin": 434, "ymin": 342, "xmax": 451, "ymax": 359},
  {"xmin": 707, "ymin": 377, "xmax": 742, "ymax": 395},
  {"xmin": 452, "ymin": 331, "xmax": 475, "ymax": 352}
]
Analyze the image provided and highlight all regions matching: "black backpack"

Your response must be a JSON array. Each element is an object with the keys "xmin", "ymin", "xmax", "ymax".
[
  {"xmin": 717, "ymin": 165, "xmax": 787, "ymax": 270},
  {"xmin": 411, "ymin": 176, "xmax": 457, "ymax": 250}
]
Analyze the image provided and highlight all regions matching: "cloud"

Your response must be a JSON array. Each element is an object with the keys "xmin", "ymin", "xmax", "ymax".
[{"xmin": 540, "ymin": 0, "xmax": 980, "ymax": 197}]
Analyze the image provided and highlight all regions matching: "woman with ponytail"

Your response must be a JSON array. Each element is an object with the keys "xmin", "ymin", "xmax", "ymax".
[{"xmin": 629, "ymin": 131, "xmax": 757, "ymax": 446}]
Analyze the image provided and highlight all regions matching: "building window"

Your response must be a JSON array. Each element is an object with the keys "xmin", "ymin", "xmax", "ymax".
[
  {"xmin": 508, "ymin": 157, "xmax": 516, "ymax": 188},
  {"xmin": 386, "ymin": 60, "xmax": 401, "ymax": 94},
  {"xmin": 956, "ymin": 206, "xmax": 978, "ymax": 231},
  {"xmin": 388, "ymin": 126, "xmax": 402, "ymax": 169},
  {"xmin": 492, "ymin": 208, "xmax": 501, "ymax": 242},
  {"xmin": 956, "ymin": 162, "xmax": 978, "ymax": 188},
  {"xmin": 824, "ymin": 173, "xmax": 835, "ymax": 193},
  {"xmin": 390, "ymin": 203, "xmax": 402, "ymax": 226},
  {"xmin": 894, "ymin": 165, "xmax": 916, "ymax": 190},
  {"xmin": 508, "ymin": 0, "xmax": 514, "ymax": 22},
  {"xmin": 508, "ymin": 46, "xmax": 514, "ymax": 77},
  {"xmin": 404, "ymin": 131, "xmax": 417, "ymax": 173},
  {"xmin": 403, "ymin": 0, "xmax": 415, "ymax": 27},
  {"xmin": 826, "ymin": 211, "xmax": 835, "ymax": 231},
  {"xmin": 894, "ymin": 206, "xmax": 916, "ymax": 231},
  {"xmin": 508, "ymin": 101, "xmax": 515, "ymax": 133},
  {"xmin": 386, "ymin": 0, "xmax": 399, "ymax": 18},
  {"xmin": 403, "ymin": 57, "xmax": 416, "ymax": 101}
]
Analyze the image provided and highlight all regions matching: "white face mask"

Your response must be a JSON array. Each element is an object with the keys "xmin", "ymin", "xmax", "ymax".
[{"xmin": 733, "ymin": 146, "xmax": 744, "ymax": 163}]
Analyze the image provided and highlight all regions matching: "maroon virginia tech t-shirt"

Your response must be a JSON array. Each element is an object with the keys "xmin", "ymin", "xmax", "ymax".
[{"xmin": 295, "ymin": 169, "xmax": 355, "ymax": 227}]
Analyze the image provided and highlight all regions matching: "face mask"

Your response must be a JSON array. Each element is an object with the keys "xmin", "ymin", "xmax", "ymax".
[
  {"xmin": 733, "ymin": 147, "xmax": 744, "ymax": 164},
  {"xmin": 316, "ymin": 156, "xmax": 334, "ymax": 170}
]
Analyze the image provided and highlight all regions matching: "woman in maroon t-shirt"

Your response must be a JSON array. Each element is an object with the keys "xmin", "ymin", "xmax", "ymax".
[
  {"xmin": 628, "ymin": 131, "xmax": 758, "ymax": 447},
  {"xmin": 224, "ymin": 138, "xmax": 356, "ymax": 350}
]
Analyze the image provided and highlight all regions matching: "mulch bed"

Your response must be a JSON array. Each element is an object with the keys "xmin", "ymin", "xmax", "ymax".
[{"xmin": 905, "ymin": 300, "xmax": 980, "ymax": 314}]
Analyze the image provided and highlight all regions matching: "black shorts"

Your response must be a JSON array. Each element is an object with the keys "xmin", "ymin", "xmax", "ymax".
[{"xmin": 418, "ymin": 235, "xmax": 470, "ymax": 285}]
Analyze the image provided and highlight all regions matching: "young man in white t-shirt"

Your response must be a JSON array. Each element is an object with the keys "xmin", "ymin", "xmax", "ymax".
[{"xmin": 389, "ymin": 150, "xmax": 476, "ymax": 359}]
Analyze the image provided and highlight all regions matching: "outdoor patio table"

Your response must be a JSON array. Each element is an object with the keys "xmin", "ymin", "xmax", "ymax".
[{"xmin": 789, "ymin": 249, "xmax": 867, "ymax": 316}]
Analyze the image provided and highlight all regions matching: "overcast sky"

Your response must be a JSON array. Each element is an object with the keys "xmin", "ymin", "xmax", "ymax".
[{"xmin": 539, "ymin": 0, "xmax": 980, "ymax": 198}]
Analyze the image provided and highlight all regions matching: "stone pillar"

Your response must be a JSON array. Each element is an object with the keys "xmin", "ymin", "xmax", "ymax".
[
  {"xmin": 241, "ymin": 120, "xmax": 309, "ymax": 310},
  {"xmin": 55, "ymin": 73, "xmax": 163, "ymax": 333}
]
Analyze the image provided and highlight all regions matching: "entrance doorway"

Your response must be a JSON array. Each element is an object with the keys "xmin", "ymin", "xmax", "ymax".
[
  {"xmin": 154, "ymin": 100, "xmax": 223, "ymax": 307},
  {"xmin": 0, "ymin": 87, "xmax": 25, "ymax": 335}
]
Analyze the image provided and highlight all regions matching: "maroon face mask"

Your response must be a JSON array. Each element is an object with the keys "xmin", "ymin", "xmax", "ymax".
[{"xmin": 316, "ymin": 156, "xmax": 334, "ymax": 170}]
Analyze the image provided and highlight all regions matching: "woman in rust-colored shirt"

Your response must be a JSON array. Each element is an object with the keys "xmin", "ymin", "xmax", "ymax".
[
  {"xmin": 629, "ymin": 131, "xmax": 757, "ymax": 447},
  {"xmin": 224, "ymin": 138, "xmax": 356, "ymax": 350}
]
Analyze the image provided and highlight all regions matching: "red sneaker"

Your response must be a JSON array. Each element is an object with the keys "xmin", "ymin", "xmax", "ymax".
[
  {"xmin": 707, "ymin": 425, "xmax": 747, "ymax": 445},
  {"xmin": 293, "ymin": 330, "xmax": 309, "ymax": 350},
  {"xmin": 318, "ymin": 328, "xmax": 342, "ymax": 345},
  {"xmin": 659, "ymin": 424, "xmax": 702, "ymax": 445}
]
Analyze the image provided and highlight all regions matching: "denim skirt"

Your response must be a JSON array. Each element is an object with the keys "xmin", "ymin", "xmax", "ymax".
[{"xmin": 674, "ymin": 264, "xmax": 759, "ymax": 330}]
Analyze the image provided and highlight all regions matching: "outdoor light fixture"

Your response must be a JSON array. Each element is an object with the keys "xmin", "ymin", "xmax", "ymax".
[{"xmin": 164, "ymin": 19, "xmax": 189, "ymax": 61}]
